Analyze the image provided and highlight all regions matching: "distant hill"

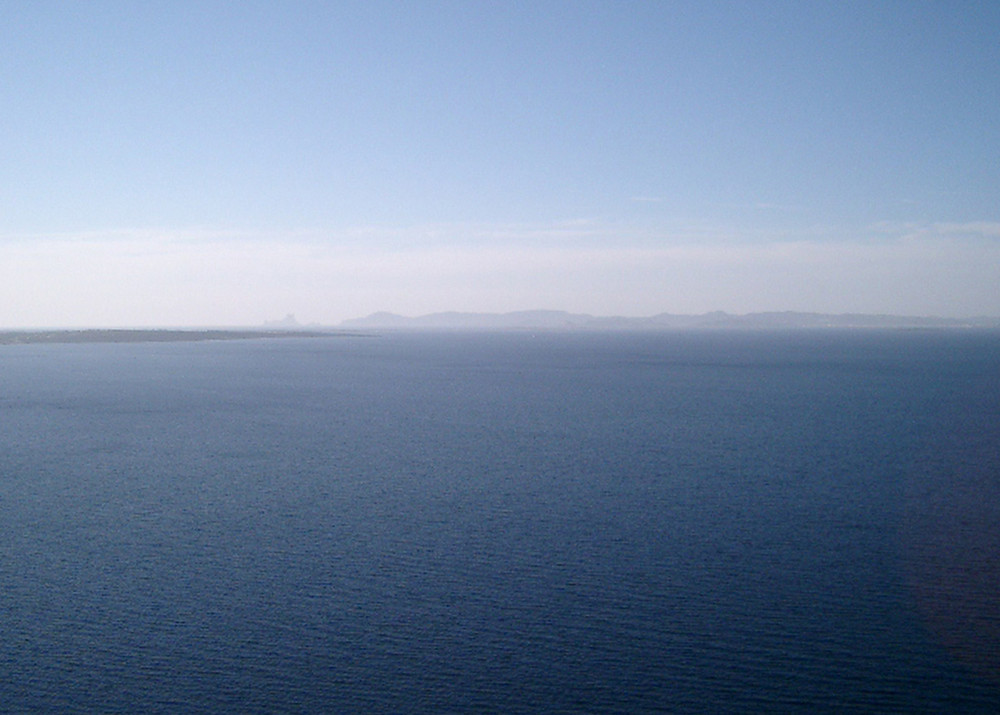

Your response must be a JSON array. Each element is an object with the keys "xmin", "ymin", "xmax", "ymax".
[{"xmin": 339, "ymin": 310, "xmax": 1000, "ymax": 331}]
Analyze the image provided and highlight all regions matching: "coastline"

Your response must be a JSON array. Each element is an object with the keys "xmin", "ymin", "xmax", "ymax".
[{"xmin": 0, "ymin": 329, "xmax": 353, "ymax": 345}]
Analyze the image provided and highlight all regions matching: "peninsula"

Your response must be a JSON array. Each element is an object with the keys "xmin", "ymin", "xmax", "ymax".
[{"xmin": 0, "ymin": 329, "xmax": 345, "ymax": 346}]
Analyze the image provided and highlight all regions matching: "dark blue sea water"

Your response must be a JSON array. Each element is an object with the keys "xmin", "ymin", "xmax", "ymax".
[{"xmin": 1, "ymin": 330, "xmax": 998, "ymax": 713}]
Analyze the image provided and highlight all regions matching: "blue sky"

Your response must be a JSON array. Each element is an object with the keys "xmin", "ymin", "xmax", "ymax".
[{"xmin": 2, "ymin": 1, "xmax": 998, "ymax": 326}]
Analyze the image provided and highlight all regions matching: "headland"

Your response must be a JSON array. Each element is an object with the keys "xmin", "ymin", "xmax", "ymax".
[{"xmin": 0, "ymin": 329, "xmax": 348, "ymax": 345}]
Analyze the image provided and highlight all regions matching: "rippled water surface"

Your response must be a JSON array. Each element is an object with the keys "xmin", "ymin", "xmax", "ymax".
[{"xmin": 1, "ymin": 330, "xmax": 998, "ymax": 712}]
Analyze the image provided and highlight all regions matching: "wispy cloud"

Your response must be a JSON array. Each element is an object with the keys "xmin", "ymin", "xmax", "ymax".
[
  {"xmin": 751, "ymin": 202, "xmax": 807, "ymax": 212},
  {"xmin": 933, "ymin": 221, "xmax": 1000, "ymax": 238},
  {"xmin": 870, "ymin": 220, "xmax": 1000, "ymax": 240}
]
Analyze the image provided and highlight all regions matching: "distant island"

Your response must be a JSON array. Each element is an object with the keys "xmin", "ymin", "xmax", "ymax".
[
  {"xmin": 340, "ymin": 310, "xmax": 1000, "ymax": 331},
  {"xmin": 0, "ymin": 329, "xmax": 344, "ymax": 346}
]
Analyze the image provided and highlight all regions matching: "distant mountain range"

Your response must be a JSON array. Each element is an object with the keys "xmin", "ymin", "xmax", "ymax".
[{"xmin": 339, "ymin": 310, "xmax": 1000, "ymax": 331}]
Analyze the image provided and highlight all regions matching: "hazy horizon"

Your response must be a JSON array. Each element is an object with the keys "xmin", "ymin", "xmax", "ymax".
[
  {"xmin": 5, "ymin": 306, "xmax": 999, "ymax": 333},
  {"xmin": 3, "ymin": 2, "xmax": 999, "ymax": 327}
]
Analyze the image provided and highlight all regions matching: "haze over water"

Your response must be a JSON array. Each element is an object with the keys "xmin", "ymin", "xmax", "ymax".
[{"xmin": 3, "ymin": 3, "xmax": 999, "ymax": 711}]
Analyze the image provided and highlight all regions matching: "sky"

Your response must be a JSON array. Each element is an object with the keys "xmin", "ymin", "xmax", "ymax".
[{"xmin": 1, "ymin": 0, "xmax": 999, "ymax": 327}]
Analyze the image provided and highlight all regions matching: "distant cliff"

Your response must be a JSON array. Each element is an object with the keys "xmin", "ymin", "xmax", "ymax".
[{"xmin": 339, "ymin": 310, "xmax": 1000, "ymax": 331}]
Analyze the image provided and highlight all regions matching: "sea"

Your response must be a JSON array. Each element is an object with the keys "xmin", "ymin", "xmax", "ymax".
[{"xmin": 0, "ymin": 329, "xmax": 998, "ymax": 713}]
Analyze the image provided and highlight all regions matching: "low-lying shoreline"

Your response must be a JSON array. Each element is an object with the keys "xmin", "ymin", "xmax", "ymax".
[{"xmin": 0, "ymin": 329, "xmax": 351, "ymax": 345}]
